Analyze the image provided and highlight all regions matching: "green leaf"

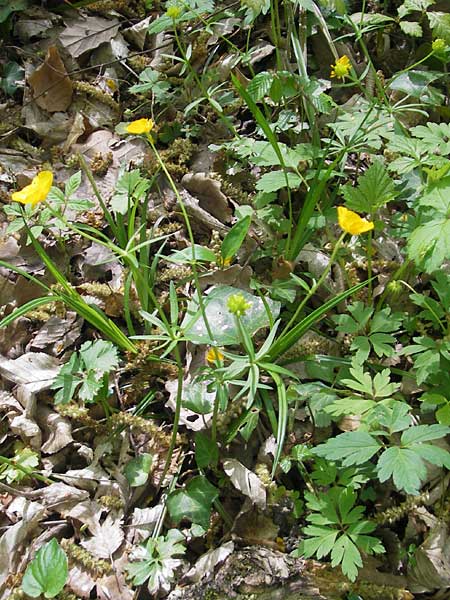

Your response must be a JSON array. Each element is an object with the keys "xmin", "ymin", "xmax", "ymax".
[
  {"xmin": 182, "ymin": 285, "xmax": 280, "ymax": 346},
  {"xmin": 398, "ymin": 0, "xmax": 435, "ymax": 19},
  {"xmin": 255, "ymin": 171, "xmax": 302, "ymax": 193},
  {"xmin": 182, "ymin": 380, "xmax": 215, "ymax": 414},
  {"xmin": 399, "ymin": 21, "xmax": 422, "ymax": 36},
  {"xmin": 167, "ymin": 244, "xmax": 216, "ymax": 264},
  {"xmin": 79, "ymin": 340, "xmax": 119, "ymax": 374},
  {"xmin": 124, "ymin": 453, "xmax": 153, "ymax": 487},
  {"xmin": 64, "ymin": 171, "xmax": 82, "ymax": 198},
  {"xmin": 429, "ymin": 11, "xmax": 450, "ymax": 43},
  {"xmin": 376, "ymin": 447, "xmax": 426, "ymax": 494},
  {"xmin": 401, "ymin": 423, "xmax": 450, "ymax": 445},
  {"xmin": 407, "ymin": 217, "xmax": 450, "ymax": 273},
  {"xmin": 0, "ymin": 0, "xmax": 28, "ymax": 23},
  {"xmin": 195, "ymin": 432, "xmax": 219, "ymax": 468},
  {"xmin": 330, "ymin": 535, "xmax": 362, "ymax": 582},
  {"xmin": 246, "ymin": 71, "xmax": 274, "ymax": 101},
  {"xmin": 312, "ymin": 431, "xmax": 381, "ymax": 466},
  {"xmin": 22, "ymin": 539, "xmax": 68, "ymax": 598},
  {"xmin": 221, "ymin": 216, "xmax": 251, "ymax": 261},
  {"xmin": 166, "ymin": 476, "xmax": 218, "ymax": 528},
  {"xmin": 341, "ymin": 160, "xmax": 397, "ymax": 213}
]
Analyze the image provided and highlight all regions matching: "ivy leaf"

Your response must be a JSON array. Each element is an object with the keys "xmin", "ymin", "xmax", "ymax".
[
  {"xmin": 312, "ymin": 431, "xmax": 381, "ymax": 466},
  {"xmin": 22, "ymin": 539, "xmax": 68, "ymax": 598},
  {"xmin": 124, "ymin": 453, "xmax": 153, "ymax": 487},
  {"xmin": 167, "ymin": 476, "xmax": 218, "ymax": 529},
  {"xmin": 195, "ymin": 432, "xmax": 219, "ymax": 468}
]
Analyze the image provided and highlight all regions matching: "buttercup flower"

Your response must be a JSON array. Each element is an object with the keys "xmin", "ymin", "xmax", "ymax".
[
  {"xmin": 330, "ymin": 55, "xmax": 352, "ymax": 80},
  {"xmin": 206, "ymin": 347, "xmax": 224, "ymax": 364},
  {"xmin": 337, "ymin": 206, "xmax": 374, "ymax": 235},
  {"xmin": 11, "ymin": 171, "xmax": 53, "ymax": 207},
  {"xmin": 227, "ymin": 293, "xmax": 252, "ymax": 317},
  {"xmin": 126, "ymin": 118, "xmax": 154, "ymax": 135},
  {"xmin": 166, "ymin": 5, "xmax": 182, "ymax": 19}
]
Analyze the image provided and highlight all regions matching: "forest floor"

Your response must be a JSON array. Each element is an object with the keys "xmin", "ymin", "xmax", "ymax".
[{"xmin": 0, "ymin": 0, "xmax": 450, "ymax": 599}]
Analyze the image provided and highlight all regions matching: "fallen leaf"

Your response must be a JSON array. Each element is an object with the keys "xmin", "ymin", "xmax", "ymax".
[
  {"xmin": 128, "ymin": 506, "xmax": 164, "ymax": 543},
  {"xmin": 38, "ymin": 407, "xmax": 73, "ymax": 454},
  {"xmin": 0, "ymin": 352, "xmax": 60, "ymax": 392},
  {"xmin": 0, "ymin": 499, "xmax": 45, "ymax": 588},
  {"xmin": 182, "ymin": 172, "xmax": 232, "ymax": 223},
  {"xmin": 81, "ymin": 514, "xmax": 124, "ymax": 558},
  {"xmin": 60, "ymin": 15, "xmax": 120, "ymax": 58},
  {"xmin": 28, "ymin": 45, "xmax": 72, "ymax": 112},
  {"xmin": 185, "ymin": 541, "xmax": 234, "ymax": 583},
  {"xmin": 223, "ymin": 459, "xmax": 266, "ymax": 509}
]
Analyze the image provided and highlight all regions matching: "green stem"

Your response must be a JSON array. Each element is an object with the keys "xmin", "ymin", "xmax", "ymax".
[{"xmin": 280, "ymin": 232, "xmax": 346, "ymax": 339}]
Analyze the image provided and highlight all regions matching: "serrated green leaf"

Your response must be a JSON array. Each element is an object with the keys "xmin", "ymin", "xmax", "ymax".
[
  {"xmin": 312, "ymin": 431, "xmax": 381, "ymax": 466},
  {"xmin": 401, "ymin": 423, "xmax": 450, "ymax": 445},
  {"xmin": 377, "ymin": 446, "xmax": 426, "ymax": 494},
  {"xmin": 407, "ymin": 217, "xmax": 450, "ymax": 273},
  {"xmin": 246, "ymin": 72, "xmax": 274, "ymax": 102},
  {"xmin": 341, "ymin": 160, "xmax": 397, "ymax": 213},
  {"xmin": 22, "ymin": 539, "xmax": 68, "ymax": 598},
  {"xmin": 79, "ymin": 340, "xmax": 119, "ymax": 374},
  {"xmin": 331, "ymin": 535, "xmax": 362, "ymax": 582},
  {"xmin": 399, "ymin": 21, "xmax": 422, "ymax": 36},
  {"xmin": 429, "ymin": 11, "xmax": 450, "ymax": 43}
]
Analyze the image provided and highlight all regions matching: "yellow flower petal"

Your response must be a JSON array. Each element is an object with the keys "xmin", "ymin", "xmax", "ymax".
[
  {"xmin": 126, "ymin": 118, "xmax": 154, "ymax": 134},
  {"xmin": 206, "ymin": 347, "xmax": 224, "ymax": 364},
  {"xmin": 330, "ymin": 55, "xmax": 351, "ymax": 80},
  {"xmin": 337, "ymin": 206, "xmax": 374, "ymax": 235},
  {"xmin": 11, "ymin": 171, "xmax": 53, "ymax": 206}
]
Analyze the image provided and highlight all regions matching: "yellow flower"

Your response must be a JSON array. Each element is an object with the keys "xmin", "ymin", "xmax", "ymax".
[
  {"xmin": 206, "ymin": 347, "xmax": 224, "ymax": 364},
  {"xmin": 11, "ymin": 171, "xmax": 53, "ymax": 207},
  {"xmin": 166, "ymin": 5, "xmax": 182, "ymax": 19},
  {"xmin": 227, "ymin": 293, "xmax": 252, "ymax": 317},
  {"xmin": 337, "ymin": 206, "xmax": 374, "ymax": 235},
  {"xmin": 126, "ymin": 118, "xmax": 154, "ymax": 135},
  {"xmin": 330, "ymin": 55, "xmax": 351, "ymax": 80}
]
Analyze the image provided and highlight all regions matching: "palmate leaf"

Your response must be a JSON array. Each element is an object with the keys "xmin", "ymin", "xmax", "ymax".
[
  {"xmin": 312, "ymin": 431, "xmax": 381, "ymax": 466},
  {"xmin": 341, "ymin": 159, "xmax": 397, "ymax": 213},
  {"xmin": 377, "ymin": 447, "xmax": 426, "ymax": 494},
  {"xmin": 79, "ymin": 340, "xmax": 119, "ymax": 374},
  {"xmin": 407, "ymin": 216, "xmax": 450, "ymax": 273}
]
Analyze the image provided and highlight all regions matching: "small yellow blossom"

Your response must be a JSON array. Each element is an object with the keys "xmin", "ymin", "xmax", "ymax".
[
  {"xmin": 330, "ymin": 55, "xmax": 352, "ymax": 80},
  {"xmin": 11, "ymin": 171, "xmax": 53, "ymax": 207},
  {"xmin": 206, "ymin": 347, "xmax": 224, "ymax": 364},
  {"xmin": 227, "ymin": 293, "xmax": 252, "ymax": 317},
  {"xmin": 337, "ymin": 206, "xmax": 374, "ymax": 235},
  {"xmin": 126, "ymin": 118, "xmax": 154, "ymax": 135},
  {"xmin": 217, "ymin": 255, "xmax": 232, "ymax": 268},
  {"xmin": 166, "ymin": 5, "xmax": 182, "ymax": 19}
]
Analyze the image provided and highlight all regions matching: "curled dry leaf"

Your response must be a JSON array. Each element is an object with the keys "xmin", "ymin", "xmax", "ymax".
[
  {"xmin": 408, "ymin": 523, "xmax": 450, "ymax": 592},
  {"xmin": 39, "ymin": 407, "xmax": 73, "ymax": 454},
  {"xmin": 36, "ymin": 482, "xmax": 89, "ymax": 509},
  {"xmin": 128, "ymin": 505, "xmax": 164, "ymax": 543},
  {"xmin": 28, "ymin": 45, "xmax": 73, "ymax": 112},
  {"xmin": 185, "ymin": 541, "xmax": 234, "ymax": 583},
  {"xmin": 223, "ymin": 459, "xmax": 266, "ymax": 509},
  {"xmin": 181, "ymin": 172, "xmax": 232, "ymax": 223}
]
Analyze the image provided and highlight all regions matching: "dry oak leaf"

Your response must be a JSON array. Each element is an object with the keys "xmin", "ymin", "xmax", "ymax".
[{"xmin": 28, "ymin": 46, "xmax": 73, "ymax": 112}]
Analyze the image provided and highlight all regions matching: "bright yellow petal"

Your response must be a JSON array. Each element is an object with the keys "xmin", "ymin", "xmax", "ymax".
[
  {"xmin": 337, "ymin": 206, "xmax": 374, "ymax": 235},
  {"xmin": 126, "ymin": 118, "xmax": 154, "ymax": 134},
  {"xmin": 34, "ymin": 171, "xmax": 53, "ymax": 202},
  {"xmin": 206, "ymin": 347, "xmax": 224, "ymax": 364}
]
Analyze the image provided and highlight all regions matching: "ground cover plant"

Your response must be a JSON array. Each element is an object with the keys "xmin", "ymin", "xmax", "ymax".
[{"xmin": 0, "ymin": 0, "xmax": 449, "ymax": 598}]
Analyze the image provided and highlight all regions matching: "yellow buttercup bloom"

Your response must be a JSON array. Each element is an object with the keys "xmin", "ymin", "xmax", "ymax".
[
  {"xmin": 11, "ymin": 171, "xmax": 53, "ymax": 207},
  {"xmin": 126, "ymin": 118, "xmax": 154, "ymax": 135},
  {"xmin": 330, "ymin": 55, "xmax": 351, "ymax": 80},
  {"xmin": 337, "ymin": 206, "xmax": 374, "ymax": 235},
  {"xmin": 206, "ymin": 347, "xmax": 224, "ymax": 364}
]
